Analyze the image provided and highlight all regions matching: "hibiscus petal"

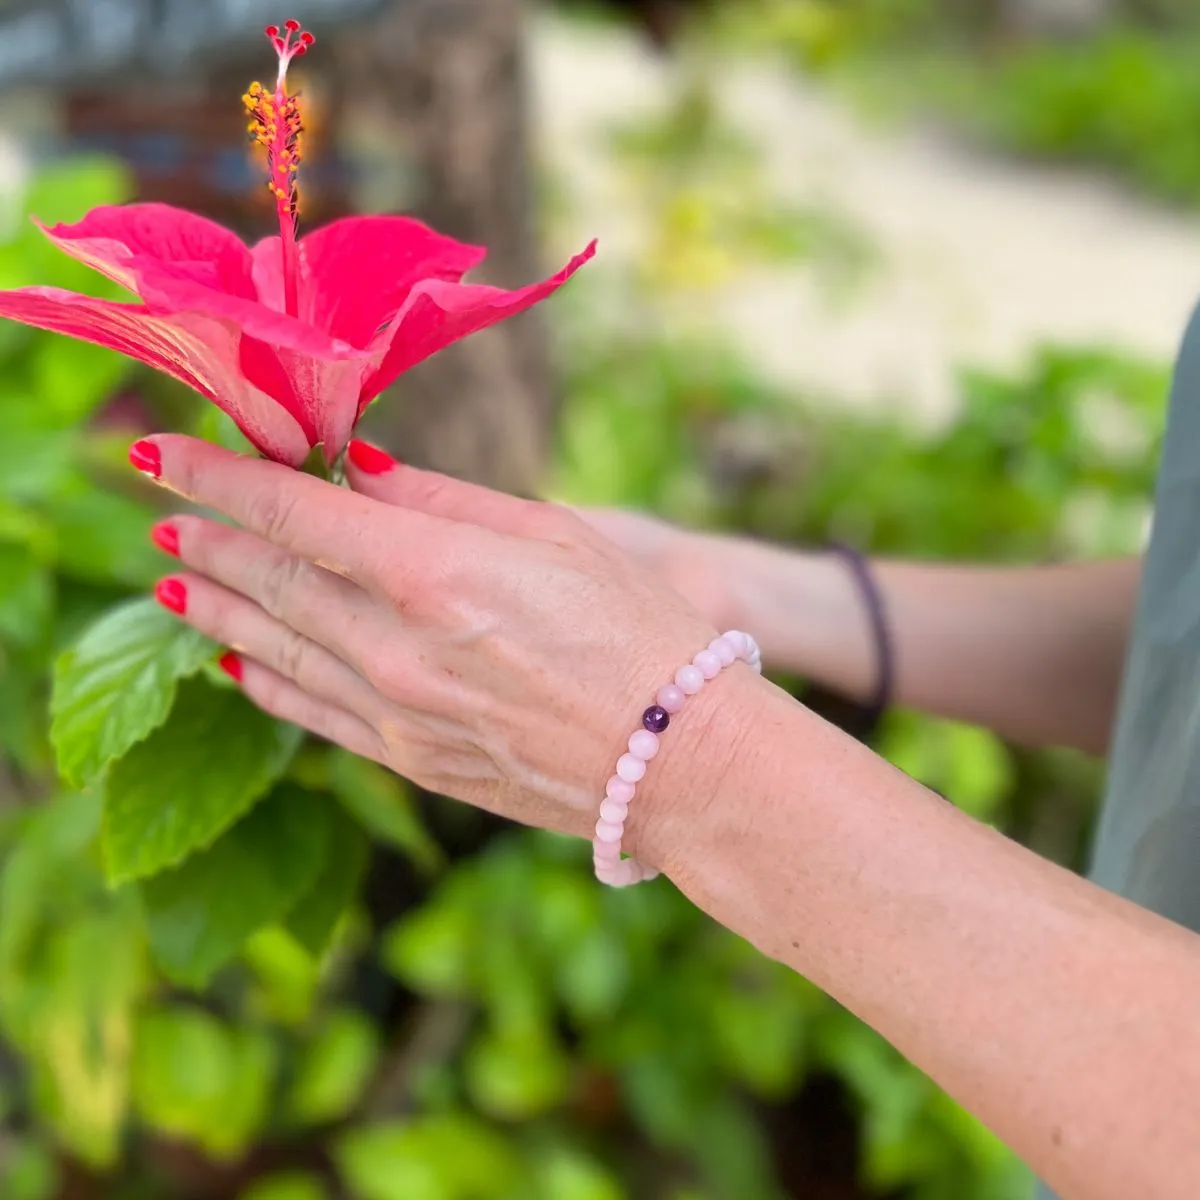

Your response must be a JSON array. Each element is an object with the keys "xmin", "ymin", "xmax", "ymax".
[
  {"xmin": 36, "ymin": 204, "xmax": 258, "ymax": 299},
  {"xmin": 296, "ymin": 215, "xmax": 487, "ymax": 347},
  {"xmin": 129, "ymin": 259, "xmax": 370, "ymax": 361},
  {"xmin": 360, "ymin": 241, "xmax": 597, "ymax": 410},
  {"xmin": 238, "ymin": 337, "xmax": 368, "ymax": 458},
  {"xmin": 0, "ymin": 286, "xmax": 312, "ymax": 466},
  {"xmin": 39, "ymin": 206, "xmax": 364, "ymax": 368}
]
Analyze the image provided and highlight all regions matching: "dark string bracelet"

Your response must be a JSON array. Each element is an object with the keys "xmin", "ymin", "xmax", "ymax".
[{"xmin": 828, "ymin": 542, "xmax": 894, "ymax": 740}]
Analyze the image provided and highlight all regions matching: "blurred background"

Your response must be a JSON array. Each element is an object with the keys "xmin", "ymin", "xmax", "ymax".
[{"xmin": 1, "ymin": 0, "xmax": 1198, "ymax": 1197}]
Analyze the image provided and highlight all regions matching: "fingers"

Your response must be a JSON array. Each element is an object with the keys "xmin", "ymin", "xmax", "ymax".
[
  {"xmin": 344, "ymin": 438, "xmax": 562, "ymax": 539},
  {"xmin": 133, "ymin": 434, "xmax": 446, "ymax": 587},
  {"xmin": 155, "ymin": 570, "xmax": 386, "ymax": 731},
  {"xmin": 162, "ymin": 514, "xmax": 397, "ymax": 672},
  {"xmin": 223, "ymin": 652, "xmax": 389, "ymax": 766}
]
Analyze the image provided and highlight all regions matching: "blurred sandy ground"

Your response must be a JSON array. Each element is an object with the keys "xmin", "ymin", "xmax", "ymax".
[
  {"xmin": 3, "ymin": 9, "xmax": 1200, "ymax": 425},
  {"xmin": 531, "ymin": 11, "xmax": 1200, "ymax": 423}
]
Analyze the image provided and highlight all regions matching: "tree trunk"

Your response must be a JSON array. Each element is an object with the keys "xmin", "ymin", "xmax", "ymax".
[{"xmin": 330, "ymin": 0, "xmax": 555, "ymax": 494}]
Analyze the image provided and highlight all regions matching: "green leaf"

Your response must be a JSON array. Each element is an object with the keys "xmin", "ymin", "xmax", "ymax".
[
  {"xmin": 285, "ymin": 804, "xmax": 370, "ymax": 957},
  {"xmin": 47, "ymin": 485, "xmax": 164, "ymax": 588},
  {"xmin": 0, "ymin": 1137, "xmax": 59, "ymax": 1200},
  {"xmin": 335, "ymin": 1115, "xmax": 523, "ymax": 1200},
  {"xmin": 464, "ymin": 1025, "xmax": 571, "ymax": 1120},
  {"xmin": 0, "ymin": 422, "xmax": 74, "ymax": 504},
  {"xmin": 51, "ymin": 598, "xmax": 216, "ymax": 788},
  {"xmin": 529, "ymin": 1148, "xmax": 625, "ymax": 1200},
  {"xmin": 30, "ymin": 334, "xmax": 130, "ymax": 428},
  {"xmin": 288, "ymin": 1008, "xmax": 381, "ymax": 1125},
  {"xmin": 239, "ymin": 1173, "xmax": 328, "ymax": 1200},
  {"xmin": 381, "ymin": 898, "xmax": 475, "ymax": 999},
  {"xmin": 140, "ymin": 786, "xmax": 330, "ymax": 986},
  {"xmin": 102, "ymin": 678, "xmax": 302, "ymax": 885},
  {"xmin": 242, "ymin": 927, "xmax": 323, "ymax": 1027},
  {"xmin": 0, "ymin": 544, "xmax": 52, "ymax": 648},
  {"xmin": 132, "ymin": 1006, "xmax": 278, "ymax": 1160},
  {"xmin": 12, "ymin": 902, "xmax": 144, "ymax": 1170},
  {"xmin": 329, "ymin": 750, "xmax": 443, "ymax": 872},
  {"xmin": 0, "ymin": 793, "xmax": 103, "ymax": 985}
]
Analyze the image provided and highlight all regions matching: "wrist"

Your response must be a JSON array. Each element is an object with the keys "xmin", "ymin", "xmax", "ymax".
[
  {"xmin": 736, "ymin": 542, "xmax": 879, "ymax": 697},
  {"xmin": 622, "ymin": 662, "xmax": 771, "ymax": 878}
]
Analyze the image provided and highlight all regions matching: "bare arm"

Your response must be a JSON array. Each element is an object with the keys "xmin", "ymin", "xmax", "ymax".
[
  {"xmin": 150, "ymin": 441, "xmax": 1188, "ymax": 1200},
  {"xmin": 634, "ymin": 673, "xmax": 1200, "ymax": 1200},
  {"xmin": 584, "ymin": 512, "xmax": 1140, "ymax": 754}
]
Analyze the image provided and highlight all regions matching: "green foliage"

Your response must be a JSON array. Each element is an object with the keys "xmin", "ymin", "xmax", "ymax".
[
  {"xmin": 101, "ymin": 680, "xmax": 303, "ymax": 885},
  {"xmin": 139, "ymin": 785, "xmax": 330, "ymax": 986},
  {"xmin": 131, "ymin": 1005, "xmax": 278, "ymax": 1160},
  {"xmin": 51, "ymin": 597, "xmax": 216, "ymax": 787}
]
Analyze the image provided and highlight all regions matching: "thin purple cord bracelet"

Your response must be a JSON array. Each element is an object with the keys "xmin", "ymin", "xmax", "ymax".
[
  {"xmin": 829, "ymin": 542, "xmax": 893, "ymax": 740},
  {"xmin": 592, "ymin": 629, "xmax": 762, "ymax": 887}
]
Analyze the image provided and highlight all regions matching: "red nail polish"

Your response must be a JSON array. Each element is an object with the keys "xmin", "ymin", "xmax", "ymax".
[
  {"xmin": 347, "ymin": 439, "xmax": 397, "ymax": 475},
  {"xmin": 151, "ymin": 521, "xmax": 180, "ymax": 558},
  {"xmin": 155, "ymin": 577, "xmax": 187, "ymax": 615},
  {"xmin": 129, "ymin": 439, "xmax": 162, "ymax": 479},
  {"xmin": 218, "ymin": 651, "xmax": 244, "ymax": 683}
]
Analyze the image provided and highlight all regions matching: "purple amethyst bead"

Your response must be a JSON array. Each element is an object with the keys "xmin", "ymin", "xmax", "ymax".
[{"xmin": 642, "ymin": 705, "xmax": 670, "ymax": 734}]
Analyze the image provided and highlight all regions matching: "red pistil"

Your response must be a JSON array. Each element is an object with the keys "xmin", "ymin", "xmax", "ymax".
[{"xmin": 242, "ymin": 20, "xmax": 317, "ymax": 318}]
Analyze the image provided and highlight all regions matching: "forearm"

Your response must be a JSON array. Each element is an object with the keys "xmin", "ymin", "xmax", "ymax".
[
  {"xmin": 636, "ymin": 673, "xmax": 1200, "ymax": 1200},
  {"xmin": 715, "ymin": 539, "xmax": 1140, "ymax": 753}
]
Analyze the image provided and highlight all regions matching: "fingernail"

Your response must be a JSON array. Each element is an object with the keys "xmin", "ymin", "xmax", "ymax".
[
  {"xmin": 347, "ymin": 439, "xmax": 397, "ymax": 475},
  {"xmin": 218, "ymin": 651, "xmax": 243, "ymax": 683},
  {"xmin": 154, "ymin": 577, "xmax": 187, "ymax": 615},
  {"xmin": 151, "ymin": 521, "xmax": 180, "ymax": 558},
  {"xmin": 129, "ymin": 439, "xmax": 162, "ymax": 479}
]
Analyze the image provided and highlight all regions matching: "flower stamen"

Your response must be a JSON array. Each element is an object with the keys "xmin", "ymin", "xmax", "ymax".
[{"xmin": 242, "ymin": 20, "xmax": 316, "ymax": 318}]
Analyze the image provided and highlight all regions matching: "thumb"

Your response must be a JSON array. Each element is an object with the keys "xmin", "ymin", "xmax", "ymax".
[{"xmin": 344, "ymin": 438, "xmax": 542, "ymax": 535}]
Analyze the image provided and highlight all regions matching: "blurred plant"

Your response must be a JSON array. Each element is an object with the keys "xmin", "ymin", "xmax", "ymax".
[
  {"xmin": 703, "ymin": 0, "xmax": 1200, "ymax": 206},
  {"xmin": 606, "ymin": 76, "xmax": 877, "ymax": 303}
]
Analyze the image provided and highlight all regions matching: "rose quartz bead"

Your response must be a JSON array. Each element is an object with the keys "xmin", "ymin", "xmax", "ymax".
[
  {"xmin": 693, "ymin": 649, "xmax": 721, "ymax": 679},
  {"xmin": 606, "ymin": 859, "xmax": 636, "ymax": 887},
  {"xmin": 595, "ymin": 819, "xmax": 624, "ymax": 843},
  {"xmin": 709, "ymin": 635, "xmax": 737, "ymax": 667},
  {"xmin": 675, "ymin": 664, "xmax": 704, "ymax": 695},
  {"xmin": 726, "ymin": 630, "xmax": 749, "ymax": 659},
  {"xmin": 599, "ymin": 797, "xmax": 628, "ymax": 824},
  {"xmin": 616, "ymin": 753, "xmax": 646, "ymax": 783},
  {"xmin": 593, "ymin": 838, "xmax": 621, "ymax": 860},
  {"xmin": 605, "ymin": 776, "xmax": 635, "ymax": 805},
  {"xmin": 656, "ymin": 684, "xmax": 686, "ymax": 714},
  {"xmin": 628, "ymin": 729, "xmax": 660, "ymax": 761}
]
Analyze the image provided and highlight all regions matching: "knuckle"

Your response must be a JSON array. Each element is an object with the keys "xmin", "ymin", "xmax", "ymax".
[
  {"xmin": 258, "ymin": 554, "xmax": 307, "ymax": 620},
  {"xmin": 272, "ymin": 626, "xmax": 311, "ymax": 684},
  {"xmin": 247, "ymin": 487, "xmax": 299, "ymax": 546},
  {"xmin": 363, "ymin": 655, "xmax": 410, "ymax": 704}
]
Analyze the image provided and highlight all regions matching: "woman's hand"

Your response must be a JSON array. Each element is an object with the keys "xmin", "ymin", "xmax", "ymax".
[
  {"xmin": 579, "ymin": 508, "xmax": 745, "ymax": 634},
  {"xmin": 135, "ymin": 436, "xmax": 759, "ymax": 864}
]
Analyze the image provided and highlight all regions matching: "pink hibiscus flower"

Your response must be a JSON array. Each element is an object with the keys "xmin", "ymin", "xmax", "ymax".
[{"xmin": 0, "ymin": 20, "xmax": 594, "ymax": 467}]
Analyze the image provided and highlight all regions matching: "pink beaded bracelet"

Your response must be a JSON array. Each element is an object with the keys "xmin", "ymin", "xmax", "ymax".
[{"xmin": 592, "ymin": 629, "xmax": 762, "ymax": 888}]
